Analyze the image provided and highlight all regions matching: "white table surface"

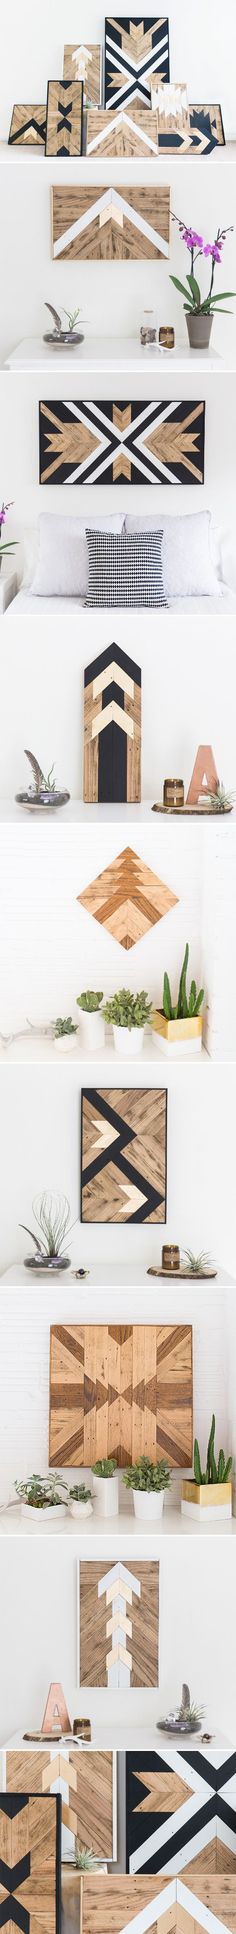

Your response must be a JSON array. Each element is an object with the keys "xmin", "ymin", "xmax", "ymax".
[
  {"xmin": 3, "ymin": 335, "xmax": 224, "ymax": 374},
  {"xmin": 1, "ymin": 1726, "xmax": 232, "ymax": 1753},
  {"xmin": 0, "ymin": 1261, "xmax": 234, "ymax": 1287}
]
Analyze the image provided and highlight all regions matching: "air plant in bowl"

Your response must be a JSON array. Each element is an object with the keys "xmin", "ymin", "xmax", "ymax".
[
  {"xmin": 43, "ymin": 303, "xmax": 84, "ymax": 346},
  {"xmin": 159, "ymin": 1681, "xmax": 205, "ymax": 1735},
  {"xmin": 20, "ymin": 1191, "xmax": 76, "ymax": 1272},
  {"xmin": 15, "ymin": 749, "xmax": 70, "ymax": 810}
]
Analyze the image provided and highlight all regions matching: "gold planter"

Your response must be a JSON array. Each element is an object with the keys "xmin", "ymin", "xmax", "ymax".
[
  {"xmin": 153, "ymin": 1012, "xmax": 203, "ymax": 1056},
  {"xmin": 181, "ymin": 1480, "xmax": 232, "ymax": 1520}
]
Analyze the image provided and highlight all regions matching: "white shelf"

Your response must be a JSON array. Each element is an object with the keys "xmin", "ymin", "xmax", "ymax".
[
  {"xmin": 0, "ymin": 1262, "xmax": 233, "ymax": 1287},
  {"xmin": 1, "ymin": 140, "xmax": 236, "ymax": 167},
  {"xmin": 2, "ymin": 1724, "xmax": 232, "ymax": 1752},
  {"xmin": 0, "ymin": 1503, "xmax": 235, "ymax": 1540},
  {"xmin": 0, "ymin": 1034, "xmax": 210, "ymax": 1067},
  {"xmin": 3, "ymin": 336, "xmax": 225, "ymax": 375},
  {"xmin": 1, "ymin": 800, "xmax": 236, "ymax": 826}
]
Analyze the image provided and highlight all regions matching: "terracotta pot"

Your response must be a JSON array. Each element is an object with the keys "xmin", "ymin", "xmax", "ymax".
[{"xmin": 186, "ymin": 312, "xmax": 213, "ymax": 350}]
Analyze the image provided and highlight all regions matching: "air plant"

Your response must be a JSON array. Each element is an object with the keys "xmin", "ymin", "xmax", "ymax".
[
  {"xmin": 183, "ymin": 1249, "xmax": 214, "ymax": 1274},
  {"xmin": 74, "ymin": 1847, "xmax": 99, "ymax": 1871},
  {"xmin": 207, "ymin": 782, "xmax": 234, "ymax": 812},
  {"xmin": 44, "ymin": 303, "xmax": 85, "ymax": 339},
  {"xmin": 19, "ymin": 1191, "xmax": 76, "ymax": 1259},
  {"xmin": 23, "ymin": 750, "xmax": 56, "ymax": 794},
  {"xmin": 170, "ymin": 216, "xmax": 235, "ymax": 315}
]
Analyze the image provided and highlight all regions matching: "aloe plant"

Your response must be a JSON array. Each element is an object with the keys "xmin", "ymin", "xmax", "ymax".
[
  {"xmin": 163, "ymin": 943, "xmax": 204, "ymax": 1021},
  {"xmin": 122, "ymin": 1456, "xmax": 171, "ymax": 1493},
  {"xmin": 103, "ymin": 989, "xmax": 151, "ymax": 1030},
  {"xmin": 76, "ymin": 991, "xmax": 103, "ymax": 1013},
  {"xmin": 194, "ymin": 1414, "xmax": 232, "ymax": 1486}
]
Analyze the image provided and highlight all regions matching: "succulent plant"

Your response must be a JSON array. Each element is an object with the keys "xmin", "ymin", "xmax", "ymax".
[
  {"xmin": 163, "ymin": 943, "xmax": 204, "ymax": 1021},
  {"xmin": 54, "ymin": 1016, "xmax": 77, "ymax": 1038},
  {"xmin": 92, "ymin": 1458, "xmax": 117, "ymax": 1478},
  {"xmin": 69, "ymin": 1484, "xmax": 92, "ymax": 1502},
  {"xmin": 194, "ymin": 1414, "xmax": 232, "ymax": 1486},
  {"xmin": 14, "ymin": 1472, "xmax": 68, "ymax": 1508},
  {"xmin": 122, "ymin": 1456, "xmax": 171, "ymax": 1493},
  {"xmin": 77, "ymin": 991, "xmax": 103, "ymax": 1013},
  {"xmin": 103, "ymin": 989, "xmax": 152, "ymax": 1030}
]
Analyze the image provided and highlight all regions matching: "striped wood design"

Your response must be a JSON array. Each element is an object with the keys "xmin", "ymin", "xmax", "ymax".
[
  {"xmin": 49, "ymin": 1322, "xmax": 193, "ymax": 1468},
  {"xmin": 78, "ymin": 847, "xmax": 178, "ymax": 947},
  {"xmin": 0, "ymin": 1795, "xmax": 59, "ymax": 1932},
  {"xmin": 86, "ymin": 109, "xmax": 159, "ymax": 156},
  {"xmin": 82, "ymin": 1875, "xmax": 172, "ymax": 1934},
  {"xmin": 83, "ymin": 648, "xmax": 141, "ymax": 806},
  {"xmin": 133, "ymin": 1770, "xmax": 193, "ymax": 1813},
  {"xmin": 79, "ymin": 1561, "xmax": 159, "ymax": 1687},
  {"xmin": 6, "ymin": 1749, "xmax": 113, "ymax": 1857}
]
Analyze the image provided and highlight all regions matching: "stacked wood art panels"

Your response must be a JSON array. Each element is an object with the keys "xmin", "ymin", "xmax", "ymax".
[
  {"xmin": 0, "ymin": 1794, "xmax": 61, "ymax": 1932},
  {"xmin": 81, "ymin": 1874, "xmax": 236, "ymax": 1934},
  {"xmin": 39, "ymin": 401, "xmax": 205, "ymax": 486},
  {"xmin": 81, "ymin": 1088, "xmax": 168, "ymax": 1221},
  {"xmin": 83, "ymin": 646, "xmax": 141, "ymax": 805},
  {"xmin": 6, "ymin": 1751, "xmax": 116, "ymax": 1860},
  {"xmin": 52, "ymin": 186, "xmax": 170, "ymax": 261},
  {"xmin": 86, "ymin": 108, "xmax": 160, "ymax": 155},
  {"xmin": 126, "ymin": 1751, "xmax": 236, "ymax": 1874},
  {"xmin": 78, "ymin": 1560, "xmax": 159, "ymax": 1687},
  {"xmin": 49, "ymin": 1322, "xmax": 193, "ymax": 1466}
]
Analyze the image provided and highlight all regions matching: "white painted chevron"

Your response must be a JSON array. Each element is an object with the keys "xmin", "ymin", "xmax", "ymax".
[
  {"xmin": 53, "ymin": 186, "xmax": 169, "ymax": 259},
  {"xmin": 86, "ymin": 111, "xmax": 159, "ymax": 154},
  {"xmin": 98, "ymin": 1563, "xmax": 141, "ymax": 1688}
]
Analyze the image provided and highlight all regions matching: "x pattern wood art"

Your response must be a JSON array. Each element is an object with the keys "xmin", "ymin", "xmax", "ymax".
[
  {"xmin": 6, "ymin": 1751, "xmax": 115, "ymax": 1861},
  {"xmin": 83, "ymin": 645, "xmax": 141, "ymax": 804},
  {"xmin": 81, "ymin": 1089, "xmax": 168, "ymax": 1223},
  {"xmin": 49, "ymin": 1322, "xmax": 192, "ymax": 1467},
  {"xmin": 81, "ymin": 1872, "xmax": 236, "ymax": 1934},
  {"xmin": 78, "ymin": 847, "xmax": 178, "ymax": 948},
  {"xmin": 186, "ymin": 746, "xmax": 219, "ymax": 805},
  {"xmin": 0, "ymin": 1794, "xmax": 61, "ymax": 1932},
  {"xmin": 52, "ymin": 185, "xmax": 170, "ymax": 261},
  {"xmin": 8, "ymin": 105, "xmax": 46, "ymax": 144},
  {"xmin": 45, "ymin": 81, "xmax": 83, "ymax": 156},
  {"xmin": 86, "ymin": 107, "xmax": 160, "ymax": 154},
  {"xmin": 78, "ymin": 1561, "xmax": 159, "ymax": 1688},
  {"xmin": 39, "ymin": 400, "xmax": 205, "ymax": 486},
  {"xmin": 63, "ymin": 44, "xmax": 102, "ymax": 104},
  {"xmin": 105, "ymin": 18, "xmax": 169, "ymax": 107},
  {"xmin": 126, "ymin": 1751, "xmax": 236, "ymax": 1874}
]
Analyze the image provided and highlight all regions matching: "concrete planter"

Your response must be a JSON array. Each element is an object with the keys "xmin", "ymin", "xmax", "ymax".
[
  {"xmin": 181, "ymin": 1480, "xmax": 232, "ymax": 1520},
  {"xmin": 186, "ymin": 312, "xmax": 213, "ymax": 350}
]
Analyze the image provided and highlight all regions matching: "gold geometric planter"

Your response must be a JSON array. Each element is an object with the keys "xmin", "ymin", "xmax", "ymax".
[
  {"xmin": 152, "ymin": 1013, "xmax": 203, "ymax": 1055},
  {"xmin": 181, "ymin": 1479, "xmax": 232, "ymax": 1520}
]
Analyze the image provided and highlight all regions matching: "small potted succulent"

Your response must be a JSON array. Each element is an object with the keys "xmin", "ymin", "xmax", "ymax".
[
  {"xmin": 91, "ymin": 1457, "xmax": 119, "ymax": 1518},
  {"xmin": 14, "ymin": 1471, "xmax": 68, "ymax": 1520},
  {"xmin": 43, "ymin": 303, "xmax": 84, "ymax": 347},
  {"xmin": 76, "ymin": 991, "xmax": 105, "ymax": 1052},
  {"xmin": 152, "ymin": 943, "xmax": 204, "ymax": 1055},
  {"xmin": 170, "ymin": 216, "xmax": 235, "ymax": 349},
  {"xmin": 103, "ymin": 989, "xmax": 152, "ymax": 1058},
  {"xmin": 181, "ymin": 1414, "xmax": 232, "ymax": 1520},
  {"xmin": 122, "ymin": 1455, "xmax": 171, "ymax": 1520},
  {"xmin": 159, "ymin": 1681, "xmax": 204, "ymax": 1736},
  {"xmin": 15, "ymin": 749, "xmax": 70, "ymax": 811},
  {"xmin": 68, "ymin": 1483, "xmax": 93, "ymax": 1520},
  {"xmin": 53, "ymin": 1017, "xmax": 78, "ymax": 1056},
  {"xmin": 20, "ymin": 1191, "xmax": 76, "ymax": 1272},
  {"xmin": 0, "ymin": 498, "xmax": 18, "ymax": 574}
]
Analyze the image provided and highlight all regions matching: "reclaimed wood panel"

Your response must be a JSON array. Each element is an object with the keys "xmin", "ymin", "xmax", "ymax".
[
  {"xmin": 81, "ymin": 1089, "xmax": 168, "ymax": 1223},
  {"xmin": 52, "ymin": 185, "xmax": 170, "ymax": 261},
  {"xmin": 63, "ymin": 44, "xmax": 102, "ymax": 105},
  {"xmin": 83, "ymin": 645, "xmax": 141, "ymax": 806},
  {"xmin": 49, "ymin": 1322, "xmax": 193, "ymax": 1467},
  {"xmin": 127, "ymin": 1749, "xmax": 236, "ymax": 1877},
  {"xmin": 156, "ymin": 102, "xmax": 225, "ymax": 152},
  {"xmin": 79, "ymin": 1560, "xmax": 159, "ymax": 1687},
  {"xmin": 181, "ymin": 1878, "xmax": 236, "ymax": 1925},
  {"xmin": 0, "ymin": 1794, "xmax": 61, "ymax": 1932},
  {"xmin": 82, "ymin": 1875, "xmax": 172, "ymax": 1934},
  {"xmin": 78, "ymin": 846, "xmax": 178, "ymax": 946},
  {"xmin": 86, "ymin": 107, "xmax": 159, "ymax": 156},
  {"xmin": 39, "ymin": 399, "xmax": 205, "ymax": 486},
  {"xmin": 46, "ymin": 81, "xmax": 83, "ymax": 156},
  {"xmin": 105, "ymin": 18, "xmax": 169, "ymax": 107},
  {"xmin": 6, "ymin": 1750, "xmax": 114, "ymax": 1860},
  {"xmin": 8, "ymin": 104, "xmax": 46, "ymax": 144},
  {"xmin": 151, "ymin": 81, "xmax": 190, "ymax": 129}
]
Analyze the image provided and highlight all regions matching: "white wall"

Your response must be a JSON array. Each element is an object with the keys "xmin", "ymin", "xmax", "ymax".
[{"xmin": 1, "ymin": 0, "xmax": 236, "ymax": 139}]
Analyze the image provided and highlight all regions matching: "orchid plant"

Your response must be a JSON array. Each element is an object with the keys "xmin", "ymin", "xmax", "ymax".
[
  {"xmin": 170, "ymin": 216, "xmax": 235, "ymax": 315},
  {"xmin": 0, "ymin": 500, "xmax": 18, "ymax": 564}
]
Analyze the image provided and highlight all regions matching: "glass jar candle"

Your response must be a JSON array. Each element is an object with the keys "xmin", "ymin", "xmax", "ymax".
[
  {"xmin": 162, "ymin": 1244, "xmax": 180, "ymax": 1272},
  {"xmin": 163, "ymin": 779, "xmax": 184, "ymax": 808},
  {"xmin": 140, "ymin": 311, "xmax": 157, "ymax": 346},
  {"xmin": 159, "ymin": 326, "xmax": 175, "ymax": 352}
]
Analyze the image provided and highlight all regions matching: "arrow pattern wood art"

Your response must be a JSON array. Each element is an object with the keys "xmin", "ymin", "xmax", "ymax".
[
  {"xmin": 154, "ymin": 103, "xmax": 225, "ymax": 152},
  {"xmin": 8, "ymin": 105, "xmax": 46, "ymax": 144},
  {"xmin": 78, "ymin": 1561, "xmax": 159, "ymax": 1688},
  {"xmin": 39, "ymin": 400, "xmax": 205, "ymax": 486},
  {"xmin": 6, "ymin": 1751, "xmax": 115, "ymax": 1860},
  {"xmin": 63, "ymin": 44, "xmax": 102, "ymax": 104},
  {"xmin": 126, "ymin": 1751, "xmax": 236, "ymax": 1875},
  {"xmin": 0, "ymin": 1794, "xmax": 61, "ymax": 1932},
  {"xmin": 49, "ymin": 1322, "xmax": 193, "ymax": 1466},
  {"xmin": 52, "ymin": 185, "xmax": 170, "ymax": 261},
  {"xmin": 86, "ymin": 107, "xmax": 160, "ymax": 154},
  {"xmin": 105, "ymin": 18, "xmax": 169, "ymax": 107},
  {"xmin": 78, "ymin": 847, "xmax": 178, "ymax": 948},
  {"xmin": 81, "ymin": 1089, "xmax": 168, "ymax": 1223},
  {"xmin": 45, "ymin": 81, "xmax": 83, "ymax": 155},
  {"xmin": 83, "ymin": 644, "xmax": 141, "ymax": 804},
  {"xmin": 81, "ymin": 1873, "xmax": 236, "ymax": 1934}
]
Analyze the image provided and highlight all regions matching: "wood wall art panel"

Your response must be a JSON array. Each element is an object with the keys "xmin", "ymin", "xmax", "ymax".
[
  {"xmin": 81, "ymin": 1088, "xmax": 168, "ymax": 1222},
  {"xmin": 86, "ymin": 108, "xmax": 159, "ymax": 156},
  {"xmin": 8, "ymin": 104, "xmax": 46, "ymax": 144},
  {"xmin": 49, "ymin": 1322, "xmax": 193, "ymax": 1467},
  {"xmin": 6, "ymin": 1751, "xmax": 115, "ymax": 1860},
  {"xmin": 45, "ymin": 81, "xmax": 83, "ymax": 156},
  {"xmin": 52, "ymin": 184, "xmax": 170, "ymax": 261},
  {"xmin": 78, "ymin": 847, "xmax": 178, "ymax": 947},
  {"xmin": 186, "ymin": 745, "xmax": 219, "ymax": 805},
  {"xmin": 63, "ymin": 44, "xmax": 102, "ymax": 105},
  {"xmin": 126, "ymin": 1751, "xmax": 236, "ymax": 1875},
  {"xmin": 0, "ymin": 1793, "xmax": 61, "ymax": 1932},
  {"xmin": 81, "ymin": 1874, "xmax": 236, "ymax": 1934},
  {"xmin": 83, "ymin": 644, "xmax": 141, "ymax": 805},
  {"xmin": 39, "ymin": 399, "xmax": 205, "ymax": 486},
  {"xmin": 151, "ymin": 81, "xmax": 190, "ymax": 130},
  {"xmin": 105, "ymin": 18, "xmax": 169, "ymax": 107},
  {"xmin": 154, "ymin": 103, "xmax": 225, "ymax": 152},
  {"xmin": 78, "ymin": 1560, "xmax": 159, "ymax": 1688}
]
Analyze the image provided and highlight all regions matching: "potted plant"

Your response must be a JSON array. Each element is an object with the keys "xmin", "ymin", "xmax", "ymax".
[
  {"xmin": 152, "ymin": 943, "xmax": 204, "ymax": 1055},
  {"xmin": 0, "ymin": 498, "xmax": 18, "ymax": 574},
  {"xmin": 181, "ymin": 1414, "xmax": 232, "ymax": 1520},
  {"xmin": 15, "ymin": 749, "xmax": 70, "ymax": 810},
  {"xmin": 69, "ymin": 1484, "xmax": 93, "ymax": 1520},
  {"xmin": 43, "ymin": 303, "xmax": 84, "ymax": 347},
  {"xmin": 14, "ymin": 1472, "xmax": 68, "ymax": 1519},
  {"xmin": 76, "ymin": 991, "xmax": 105, "ymax": 1051},
  {"xmin": 159, "ymin": 1682, "xmax": 204, "ymax": 1735},
  {"xmin": 20, "ymin": 1190, "xmax": 76, "ymax": 1272},
  {"xmin": 91, "ymin": 1457, "xmax": 119, "ymax": 1517},
  {"xmin": 170, "ymin": 216, "xmax": 235, "ymax": 349},
  {"xmin": 103, "ymin": 989, "xmax": 152, "ymax": 1058},
  {"xmin": 53, "ymin": 1017, "xmax": 77, "ymax": 1056},
  {"xmin": 122, "ymin": 1455, "xmax": 171, "ymax": 1520}
]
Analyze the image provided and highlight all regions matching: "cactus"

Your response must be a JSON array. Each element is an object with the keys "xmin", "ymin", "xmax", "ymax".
[
  {"xmin": 163, "ymin": 944, "xmax": 204, "ymax": 1021},
  {"xmin": 194, "ymin": 1414, "xmax": 232, "ymax": 1486}
]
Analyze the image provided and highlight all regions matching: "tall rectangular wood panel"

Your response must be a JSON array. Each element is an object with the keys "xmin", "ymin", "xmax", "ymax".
[
  {"xmin": 81, "ymin": 1088, "xmax": 168, "ymax": 1221},
  {"xmin": 0, "ymin": 1793, "xmax": 61, "ymax": 1932},
  {"xmin": 78, "ymin": 1560, "xmax": 159, "ymax": 1688},
  {"xmin": 105, "ymin": 18, "xmax": 170, "ymax": 107},
  {"xmin": 49, "ymin": 1323, "xmax": 193, "ymax": 1468},
  {"xmin": 83, "ymin": 645, "xmax": 141, "ymax": 805},
  {"xmin": 46, "ymin": 81, "xmax": 83, "ymax": 155},
  {"xmin": 6, "ymin": 1751, "xmax": 116, "ymax": 1861},
  {"xmin": 63, "ymin": 45, "xmax": 102, "ymax": 105}
]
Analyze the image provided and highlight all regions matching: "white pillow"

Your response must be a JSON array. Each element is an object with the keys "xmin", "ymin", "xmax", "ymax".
[
  {"xmin": 125, "ymin": 511, "xmax": 220, "ymax": 599},
  {"xmin": 30, "ymin": 513, "xmax": 125, "ymax": 598}
]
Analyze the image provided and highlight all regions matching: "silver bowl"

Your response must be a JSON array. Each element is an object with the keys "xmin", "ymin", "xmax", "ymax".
[
  {"xmin": 24, "ymin": 1254, "xmax": 71, "ymax": 1273},
  {"xmin": 15, "ymin": 789, "xmax": 70, "ymax": 810},
  {"xmin": 43, "ymin": 332, "xmax": 84, "ymax": 348}
]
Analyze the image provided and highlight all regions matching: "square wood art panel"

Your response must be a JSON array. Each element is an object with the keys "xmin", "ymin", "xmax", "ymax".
[
  {"xmin": 52, "ymin": 185, "xmax": 170, "ymax": 261},
  {"xmin": 78, "ymin": 1560, "xmax": 159, "ymax": 1688},
  {"xmin": 81, "ymin": 1088, "xmax": 168, "ymax": 1222},
  {"xmin": 86, "ymin": 108, "xmax": 160, "ymax": 156},
  {"xmin": 6, "ymin": 1751, "xmax": 116, "ymax": 1862},
  {"xmin": 45, "ymin": 82, "xmax": 83, "ymax": 156},
  {"xmin": 78, "ymin": 847, "xmax": 178, "ymax": 947},
  {"xmin": 126, "ymin": 1750, "xmax": 236, "ymax": 1875},
  {"xmin": 105, "ymin": 18, "xmax": 169, "ymax": 107},
  {"xmin": 83, "ymin": 645, "xmax": 141, "ymax": 805},
  {"xmin": 63, "ymin": 45, "xmax": 102, "ymax": 105},
  {"xmin": 81, "ymin": 1874, "xmax": 236, "ymax": 1934},
  {"xmin": 0, "ymin": 1793, "xmax": 61, "ymax": 1932},
  {"xmin": 39, "ymin": 400, "xmax": 205, "ymax": 486},
  {"xmin": 8, "ymin": 104, "xmax": 46, "ymax": 144},
  {"xmin": 49, "ymin": 1322, "xmax": 193, "ymax": 1468}
]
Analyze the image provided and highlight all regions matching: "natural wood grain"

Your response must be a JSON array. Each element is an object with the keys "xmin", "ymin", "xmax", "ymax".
[
  {"xmin": 105, "ymin": 18, "xmax": 169, "ymax": 107},
  {"xmin": 39, "ymin": 399, "xmax": 205, "ymax": 487},
  {"xmin": 78, "ymin": 846, "xmax": 178, "ymax": 948},
  {"xmin": 181, "ymin": 1878, "xmax": 236, "ymax": 1925},
  {"xmin": 49, "ymin": 1321, "xmax": 192, "ymax": 1467},
  {"xmin": 82, "ymin": 1875, "xmax": 171, "ymax": 1934},
  {"xmin": 6, "ymin": 1749, "xmax": 113, "ymax": 1858},
  {"xmin": 151, "ymin": 81, "xmax": 190, "ymax": 130},
  {"xmin": 63, "ymin": 45, "xmax": 101, "ymax": 104},
  {"xmin": 52, "ymin": 185, "xmax": 170, "ymax": 261},
  {"xmin": 86, "ymin": 108, "xmax": 159, "ymax": 157},
  {"xmin": 186, "ymin": 745, "xmax": 219, "ymax": 806},
  {"xmin": 81, "ymin": 1087, "xmax": 168, "ymax": 1226},
  {"xmin": 0, "ymin": 1796, "xmax": 60, "ymax": 1933},
  {"xmin": 83, "ymin": 645, "xmax": 141, "ymax": 805},
  {"xmin": 133, "ymin": 1770, "xmax": 193, "ymax": 1813},
  {"xmin": 79, "ymin": 1561, "xmax": 159, "ymax": 1687},
  {"xmin": 8, "ymin": 104, "xmax": 46, "ymax": 143},
  {"xmin": 46, "ymin": 82, "xmax": 83, "ymax": 157}
]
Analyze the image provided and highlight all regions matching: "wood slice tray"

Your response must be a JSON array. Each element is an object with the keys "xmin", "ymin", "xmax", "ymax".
[
  {"xmin": 152, "ymin": 802, "xmax": 232, "ymax": 815},
  {"xmin": 147, "ymin": 1266, "xmax": 217, "ymax": 1279}
]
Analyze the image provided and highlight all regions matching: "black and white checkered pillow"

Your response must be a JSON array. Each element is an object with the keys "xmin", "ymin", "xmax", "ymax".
[{"xmin": 85, "ymin": 528, "xmax": 167, "ymax": 606}]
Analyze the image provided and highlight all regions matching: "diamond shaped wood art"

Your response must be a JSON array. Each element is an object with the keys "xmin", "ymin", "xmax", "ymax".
[
  {"xmin": 126, "ymin": 1751, "xmax": 236, "ymax": 1875},
  {"xmin": 6, "ymin": 1752, "xmax": 115, "ymax": 1861},
  {"xmin": 78, "ymin": 1561, "xmax": 159, "ymax": 1689},
  {"xmin": 78, "ymin": 848, "xmax": 178, "ymax": 949},
  {"xmin": 63, "ymin": 45, "xmax": 102, "ymax": 105},
  {"xmin": 81, "ymin": 1090, "xmax": 167, "ymax": 1223},
  {"xmin": 39, "ymin": 400, "xmax": 205, "ymax": 486},
  {"xmin": 0, "ymin": 1794, "xmax": 61, "ymax": 1932},
  {"xmin": 52, "ymin": 185, "xmax": 170, "ymax": 261},
  {"xmin": 86, "ymin": 107, "xmax": 160, "ymax": 155},
  {"xmin": 8, "ymin": 104, "xmax": 46, "ymax": 144},
  {"xmin": 49, "ymin": 1323, "xmax": 192, "ymax": 1466},
  {"xmin": 45, "ymin": 81, "xmax": 83, "ymax": 156},
  {"xmin": 83, "ymin": 645, "xmax": 141, "ymax": 805},
  {"xmin": 81, "ymin": 1873, "xmax": 236, "ymax": 1934},
  {"xmin": 105, "ymin": 18, "xmax": 169, "ymax": 108}
]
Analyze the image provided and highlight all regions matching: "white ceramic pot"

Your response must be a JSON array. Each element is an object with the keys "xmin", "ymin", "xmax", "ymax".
[
  {"xmin": 54, "ymin": 1035, "xmax": 77, "ymax": 1054},
  {"xmin": 92, "ymin": 1471, "xmax": 119, "ymax": 1517},
  {"xmin": 113, "ymin": 1026, "xmax": 144, "ymax": 1058},
  {"xmin": 79, "ymin": 1011, "xmax": 105, "ymax": 1051},
  {"xmin": 69, "ymin": 1497, "xmax": 93, "ymax": 1518},
  {"xmin": 20, "ymin": 1501, "xmax": 67, "ymax": 1520},
  {"xmin": 132, "ymin": 1490, "xmax": 164, "ymax": 1520}
]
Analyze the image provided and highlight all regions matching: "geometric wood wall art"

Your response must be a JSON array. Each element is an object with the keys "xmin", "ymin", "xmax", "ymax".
[
  {"xmin": 126, "ymin": 1749, "xmax": 236, "ymax": 1874},
  {"xmin": 151, "ymin": 82, "xmax": 190, "ymax": 132},
  {"xmin": 186, "ymin": 746, "xmax": 219, "ymax": 806},
  {"xmin": 63, "ymin": 45, "xmax": 102, "ymax": 105},
  {"xmin": 0, "ymin": 1793, "xmax": 61, "ymax": 1933},
  {"xmin": 86, "ymin": 108, "xmax": 160, "ymax": 156},
  {"xmin": 78, "ymin": 1561, "xmax": 159, "ymax": 1688},
  {"xmin": 8, "ymin": 105, "xmax": 46, "ymax": 144},
  {"xmin": 49, "ymin": 1322, "xmax": 193, "ymax": 1467},
  {"xmin": 105, "ymin": 19, "xmax": 170, "ymax": 107},
  {"xmin": 83, "ymin": 644, "xmax": 142, "ymax": 805},
  {"xmin": 45, "ymin": 81, "xmax": 83, "ymax": 156},
  {"xmin": 81, "ymin": 1088, "xmax": 168, "ymax": 1223},
  {"xmin": 153, "ymin": 103, "xmax": 225, "ymax": 153},
  {"xmin": 41, "ymin": 1683, "xmax": 71, "ymax": 1736},
  {"xmin": 78, "ymin": 847, "xmax": 178, "ymax": 948},
  {"xmin": 39, "ymin": 400, "xmax": 205, "ymax": 486},
  {"xmin": 81, "ymin": 1874, "xmax": 236, "ymax": 1934},
  {"xmin": 6, "ymin": 1751, "xmax": 116, "ymax": 1862},
  {"xmin": 52, "ymin": 185, "xmax": 170, "ymax": 261}
]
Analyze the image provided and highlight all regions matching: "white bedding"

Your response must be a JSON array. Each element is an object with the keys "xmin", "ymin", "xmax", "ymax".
[{"xmin": 5, "ymin": 588, "xmax": 236, "ymax": 615}]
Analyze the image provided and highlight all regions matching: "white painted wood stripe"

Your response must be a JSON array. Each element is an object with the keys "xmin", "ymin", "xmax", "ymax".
[
  {"xmin": 87, "ymin": 111, "xmax": 159, "ymax": 154},
  {"xmin": 93, "ymin": 662, "xmax": 134, "ymax": 700},
  {"xmin": 98, "ymin": 1562, "xmax": 141, "ymax": 1595},
  {"xmin": 120, "ymin": 1882, "xmax": 176, "ymax": 1934},
  {"xmin": 130, "ymin": 1796, "xmax": 214, "ymax": 1876},
  {"xmin": 177, "ymin": 1879, "xmax": 231, "ymax": 1934},
  {"xmin": 91, "ymin": 702, "xmax": 134, "ymax": 741},
  {"xmin": 53, "ymin": 185, "xmax": 169, "ymax": 259}
]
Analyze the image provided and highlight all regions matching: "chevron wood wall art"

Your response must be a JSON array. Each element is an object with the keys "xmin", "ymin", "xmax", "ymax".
[
  {"xmin": 45, "ymin": 81, "xmax": 83, "ymax": 156},
  {"xmin": 83, "ymin": 644, "xmax": 141, "ymax": 805},
  {"xmin": 126, "ymin": 1750, "xmax": 236, "ymax": 1875},
  {"xmin": 81, "ymin": 1088, "xmax": 168, "ymax": 1222},
  {"xmin": 8, "ymin": 104, "xmax": 46, "ymax": 144},
  {"xmin": 78, "ymin": 847, "xmax": 178, "ymax": 948},
  {"xmin": 186, "ymin": 745, "xmax": 219, "ymax": 806},
  {"xmin": 81, "ymin": 1873, "xmax": 236, "ymax": 1934},
  {"xmin": 39, "ymin": 400, "xmax": 205, "ymax": 487},
  {"xmin": 63, "ymin": 44, "xmax": 102, "ymax": 104},
  {"xmin": 86, "ymin": 108, "xmax": 160, "ymax": 156},
  {"xmin": 52, "ymin": 185, "xmax": 170, "ymax": 262},
  {"xmin": 78, "ymin": 1560, "xmax": 159, "ymax": 1688},
  {"xmin": 6, "ymin": 1751, "xmax": 115, "ymax": 1862},
  {"xmin": 105, "ymin": 18, "xmax": 169, "ymax": 107},
  {"xmin": 151, "ymin": 81, "xmax": 190, "ymax": 131},
  {"xmin": 0, "ymin": 1794, "xmax": 61, "ymax": 1932},
  {"xmin": 49, "ymin": 1322, "xmax": 192, "ymax": 1468},
  {"xmin": 154, "ymin": 103, "xmax": 225, "ymax": 152}
]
